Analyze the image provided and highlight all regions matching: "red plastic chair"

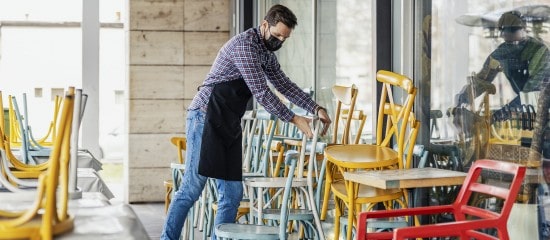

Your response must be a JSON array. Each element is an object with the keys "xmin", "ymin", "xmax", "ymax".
[{"xmin": 355, "ymin": 159, "xmax": 527, "ymax": 240}]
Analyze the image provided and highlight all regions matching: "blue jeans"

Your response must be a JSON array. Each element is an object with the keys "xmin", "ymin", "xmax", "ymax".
[{"xmin": 161, "ymin": 109, "xmax": 243, "ymax": 240}]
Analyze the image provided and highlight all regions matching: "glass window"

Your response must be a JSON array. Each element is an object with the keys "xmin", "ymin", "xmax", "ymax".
[
  {"xmin": 317, "ymin": 0, "xmax": 374, "ymax": 141},
  {"xmin": 261, "ymin": 0, "xmax": 374, "ymax": 141},
  {"xmin": 264, "ymin": 0, "xmax": 314, "ymax": 90},
  {"xmin": 0, "ymin": 0, "xmax": 125, "ymax": 150},
  {"xmin": 421, "ymin": 1, "xmax": 550, "ymax": 238},
  {"xmin": 424, "ymin": 0, "xmax": 550, "ymax": 162}
]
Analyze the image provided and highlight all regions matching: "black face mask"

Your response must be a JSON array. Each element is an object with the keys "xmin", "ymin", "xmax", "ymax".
[{"xmin": 264, "ymin": 27, "xmax": 284, "ymax": 51}]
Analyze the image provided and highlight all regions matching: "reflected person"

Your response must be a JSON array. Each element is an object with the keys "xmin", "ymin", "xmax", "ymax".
[{"xmin": 455, "ymin": 11, "xmax": 550, "ymax": 109}]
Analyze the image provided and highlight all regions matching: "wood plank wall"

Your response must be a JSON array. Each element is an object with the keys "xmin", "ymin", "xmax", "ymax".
[{"xmin": 127, "ymin": 0, "xmax": 230, "ymax": 202}]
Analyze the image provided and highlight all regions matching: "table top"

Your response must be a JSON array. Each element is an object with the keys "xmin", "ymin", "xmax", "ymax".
[
  {"xmin": 324, "ymin": 144, "xmax": 399, "ymax": 169},
  {"xmin": 343, "ymin": 167, "xmax": 468, "ymax": 189}
]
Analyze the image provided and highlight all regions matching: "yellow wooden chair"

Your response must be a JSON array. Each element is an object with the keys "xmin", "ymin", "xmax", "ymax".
[
  {"xmin": 319, "ymin": 84, "xmax": 368, "ymax": 221},
  {"xmin": 0, "ymin": 87, "xmax": 75, "ymax": 239},
  {"xmin": 163, "ymin": 136, "xmax": 186, "ymax": 213},
  {"xmin": 325, "ymin": 70, "xmax": 418, "ymax": 240}
]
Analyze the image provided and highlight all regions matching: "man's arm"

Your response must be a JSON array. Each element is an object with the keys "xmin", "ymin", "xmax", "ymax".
[
  {"xmin": 265, "ymin": 59, "xmax": 331, "ymax": 136},
  {"xmin": 232, "ymin": 41, "xmax": 296, "ymax": 122},
  {"xmin": 455, "ymin": 56, "xmax": 498, "ymax": 106},
  {"xmin": 523, "ymin": 43, "xmax": 550, "ymax": 92}
]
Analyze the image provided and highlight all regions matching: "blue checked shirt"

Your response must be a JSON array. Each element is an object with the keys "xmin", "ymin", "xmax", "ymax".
[{"xmin": 188, "ymin": 27, "xmax": 319, "ymax": 122}]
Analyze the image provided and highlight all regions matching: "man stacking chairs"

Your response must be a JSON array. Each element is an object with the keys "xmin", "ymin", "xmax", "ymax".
[
  {"xmin": 215, "ymin": 115, "xmax": 324, "ymax": 239},
  {"xmin": 322, "ymin": 70, "xmax": 418, "ymax": 240},
  {"xmin": 0, "ymin": 87, "xmax": 75, "ymax": 239}
]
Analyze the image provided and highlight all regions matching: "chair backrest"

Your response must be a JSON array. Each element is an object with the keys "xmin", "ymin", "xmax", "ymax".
[
  {"xmin": 402, "ymin": 117, "xmax": 421, "ymax": 170},
  {"xmin": 50, "ymin": 87, "xmax": 76, "ymax": 231},
  {"xmin": 242, "ymin": 109, "xmax": 279, "ymax": 176},
  {"xmin": 331, "ymin": 84, "xmax": 366, "ymax": 144},
  {"xmin": 18, "ymin": 87, "xmax": 74, "ymax": 237},
  {"xmin": 170, "ymin": 137, "xmax": 186, "ymax": 164},
  {"xmin": 453, "ymin": 159, "xmax": 526, "ymax": 223},
  {"xmin": 275, "ymin": 150, "xmax": 299, "ymax": 239},
  {"xmin": 376, "ymin": 70, "xmax": 417, "ymax": 169},
  {"xmin": 278, "ymin": 116, "xmax": 324, "ymax": 239}
]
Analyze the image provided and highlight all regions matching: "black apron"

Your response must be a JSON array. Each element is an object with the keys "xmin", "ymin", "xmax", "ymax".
[{"xmin": 198, "ymin": 79, "xmax": 252, "ymax": 180}]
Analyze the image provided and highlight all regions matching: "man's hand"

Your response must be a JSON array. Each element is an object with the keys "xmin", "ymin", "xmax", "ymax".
[
  {"xmin": 291, "ymin": 115, "xmax": 313, "ymax": 138},
  {"xmin": 317, "ymin": 108, "xmax": 332, "ymax": 136}
]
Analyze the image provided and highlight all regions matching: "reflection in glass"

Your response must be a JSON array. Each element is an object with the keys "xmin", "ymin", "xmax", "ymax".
[
  {"xmin": 264, "ymin": 0, "xmax": 374, "ymax": 142},
  {"xmin": 425, "ymin": 1, "xmax": 550, "ymax": 238}
]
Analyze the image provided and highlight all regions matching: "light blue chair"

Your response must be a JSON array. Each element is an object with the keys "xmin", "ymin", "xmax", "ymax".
[
  {"xmin": 201, "ymin": 109, "xmax": 281, "ymax": 239},
  {"xmin": 215, "ymin": 117, "xmax": 325, "ymax": 240},
  {"xmin": 215, "ymin": 150, "xmax": 300, "ymax": 240}
]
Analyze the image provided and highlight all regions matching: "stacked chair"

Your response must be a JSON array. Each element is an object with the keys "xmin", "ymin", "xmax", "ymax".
[
  {"xmin": 0, "ymin": 87, "xmax": 76, "ymax": 239},
  {"xmin": 0, "ymin": 89, "xmax": 86, "ymax": 197},
  {"xmin": 202, "ymin": 109, "xmax": 284, "ymax": 239},
  {"xmin": 8, "ymin": 94, "xmax": 62, "ymax": 149},
  {"xmin": 320, "ymin": 84, "xmax": 367, "ymax": 221},
  {"xmin": 8, "ymin": 93, "xmax": 73, "ymax": 164},
  {"xmin": 215, "ymin": 115, "xmax": 325, "ymax": 239},
  {"xmin": 322, "ymin": 70, "xmax": 418, "ymax": 240},
  {"xmin": 0, "ymin": 91, "xmax": 48, "ymax": 189}
]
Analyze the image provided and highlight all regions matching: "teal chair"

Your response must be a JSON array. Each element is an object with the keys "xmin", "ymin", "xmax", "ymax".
[
  {"xmin": 216, "ymin": 117, "xmax": 325, "ymax": 239},
  {"xmin": 202, "ymin": 109, "xmax": 281, "ymax": 239},
  {"xmin": 215, "ymin": 150, "xmax": 300, "ymax": 240}
]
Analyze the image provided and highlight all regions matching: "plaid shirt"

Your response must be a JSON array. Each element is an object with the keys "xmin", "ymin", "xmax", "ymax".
[{"xmin": 188, "ymin": 27, "xmax": 318, "ymax": 122}]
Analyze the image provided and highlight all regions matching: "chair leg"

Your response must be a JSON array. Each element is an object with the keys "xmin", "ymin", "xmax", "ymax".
[
  {"xmin": 333, "ymin": 197, "xmax": 342, "ymax": 240},
  {"xmin": 346, "ymin": 202, "xmax": 355, "ymax": 240},
  {"xmin": 198, "ymin": 189, "xmax": 207, "ymax": 230},
  {"xmin": 321, "ymin": 178, "xmax": 331, "ymax": 220},
  {"xmin": 164, "ymin": 185, "xmax": 172, "ymax": 213}
]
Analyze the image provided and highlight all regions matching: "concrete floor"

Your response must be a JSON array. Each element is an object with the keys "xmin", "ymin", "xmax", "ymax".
[{"xmin": 130, "ymin": 201, "xmax": 339, "ymax": 240}]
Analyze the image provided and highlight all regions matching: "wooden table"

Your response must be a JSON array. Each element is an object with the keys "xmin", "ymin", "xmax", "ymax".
[{"xmin": 343, "ymin": 167, "xmax": 468, "ymax": 190}]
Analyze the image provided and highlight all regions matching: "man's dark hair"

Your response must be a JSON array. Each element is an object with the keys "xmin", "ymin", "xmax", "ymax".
[{"xmin": 264, "ymin": 4, "xmax": 297, "ymax": 29}]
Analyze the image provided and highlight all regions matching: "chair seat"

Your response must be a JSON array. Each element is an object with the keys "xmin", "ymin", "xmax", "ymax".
[
  {"xmin": 163, "ymin": 179, "xmax": 173, "ymax": 187},
  {"xmin": 216, "ymin": 223, "xmax": 282, "ymax": 240},
  {"xmin": 263, "ymin": 208, "xmax": 314, "ymax": 221},
  {"xmin": 245, "ymin": 177, "xmax": 308, "ymax": 188},
  {"xmin": 331, "ymin": 181, "xmax": 403, "ymax": 201}
]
